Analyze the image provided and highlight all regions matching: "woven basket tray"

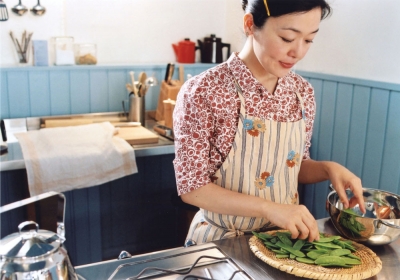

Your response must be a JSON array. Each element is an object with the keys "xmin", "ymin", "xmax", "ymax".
[{"xmin": 249, "ymin": 230, "xmax": 382, "ymax": 279}]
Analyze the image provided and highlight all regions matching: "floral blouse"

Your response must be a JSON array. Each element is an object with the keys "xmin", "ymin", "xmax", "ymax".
[{"xmin": 173, "ymin": 53, "xmax": 316, "ymax": 195}]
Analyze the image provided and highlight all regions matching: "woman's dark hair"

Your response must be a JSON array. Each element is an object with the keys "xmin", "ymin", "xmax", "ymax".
[{"xmin": 242, "ymin": 0, "xmax": 332, "ymax": 28}]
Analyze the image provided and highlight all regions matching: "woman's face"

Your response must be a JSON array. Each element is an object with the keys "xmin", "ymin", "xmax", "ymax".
[{"xmin": 252, "ymin": 8, "xmax": 322, "ymax": 78}]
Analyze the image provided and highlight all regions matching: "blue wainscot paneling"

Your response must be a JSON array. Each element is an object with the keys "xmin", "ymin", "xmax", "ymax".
[
  {"xmin": 298, "ymin": 71, "xmax": 400, "ymax": 219},
  {"xmin": 0, "ymin": 64, "xmax": 215, "ymax": 119}
]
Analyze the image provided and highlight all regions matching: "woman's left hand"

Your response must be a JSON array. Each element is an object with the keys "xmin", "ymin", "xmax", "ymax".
[{"xmin": 327, "ymin": 162, "xmax": 366, "ymax": 213}]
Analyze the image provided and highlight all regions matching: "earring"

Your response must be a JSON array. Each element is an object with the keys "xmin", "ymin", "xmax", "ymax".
[{"xmin": 245, "ymin": 31, "xmax": 249, "ymax": 36}]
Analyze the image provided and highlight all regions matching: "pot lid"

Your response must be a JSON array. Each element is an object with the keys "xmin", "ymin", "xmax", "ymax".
[{"xmin": 0, "ymin": 221, "xmax": 62, "ymax": 259}]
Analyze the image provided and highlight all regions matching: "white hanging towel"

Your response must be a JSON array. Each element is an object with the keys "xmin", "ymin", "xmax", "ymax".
[{"xmin": 15, "ymin": 122, "xmax": 138, "ymax": 196}]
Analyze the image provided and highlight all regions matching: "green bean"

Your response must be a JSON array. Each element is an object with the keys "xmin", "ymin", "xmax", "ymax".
[
  {"xmin": 314, "ymin": 256, "xmax": 349, "ymax": 267},
  {"xmin": 312, "ymin": 242, "xmax": 342, "ymax": 249},
  {"xmin": 275, "ymin": 241, "xmax": 305, "ymax": 257},
  {"xmin": 315, "ymin": 237, "xmax": 337, "ymax": 243},
  {"xmin": 272, "ymin": 249, "xmax": 286, "ymax": 254},
  {"xmin": 329, "ymin": 248, "xmax": 352, "ymax": 256},
  {"xmin": 307, "ymin": 250, "xmax": 331, "ymax": 260},
  {"xmin": 276, "ymin": 254, "xmax": 289, "ymax": 258},
  {"xmin": 346, "ymin": 254, "xmax": 361, "ymax": 260},
  {"xmin": 292, "ymin": 239, "xmax": 306, "ymax": 250},
  {"xmin": 341, "ymin": 257, "xmax": 362, "ymax": 265},
  {"xmin": 296, "ymin": 257, "xmax": 316, "ymax": 264},
  {"xmin": 252, "ymin": 231, "xmax": 273, "ymax": 241},
  {"xmin": 276, "ymin": 232, "xmax": 293, "ymax": 246}
]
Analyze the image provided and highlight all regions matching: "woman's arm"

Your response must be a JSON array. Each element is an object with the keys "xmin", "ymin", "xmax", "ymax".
[
  {"xmin": 181, "ymin": 182, "xmax": 320, "ymax": 241},
  {"xmin": 298, "ymin": 159, "xmax": 366, "ymax": 212}
]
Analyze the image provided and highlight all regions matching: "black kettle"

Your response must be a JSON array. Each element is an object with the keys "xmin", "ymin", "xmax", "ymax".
[{"xmin": 197, "ymin": 34, "xmax": 231, "ymax": 63}]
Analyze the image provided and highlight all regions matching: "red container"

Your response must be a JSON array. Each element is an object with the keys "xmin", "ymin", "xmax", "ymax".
[{"xmin": 172, "ymin": 38, "xmax": 197, "ymax": 64}]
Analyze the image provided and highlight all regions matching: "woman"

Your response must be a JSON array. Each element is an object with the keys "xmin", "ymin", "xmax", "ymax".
[{"xmin": 173, "ymin": 0, "xmax": 365, "ymax": 246}]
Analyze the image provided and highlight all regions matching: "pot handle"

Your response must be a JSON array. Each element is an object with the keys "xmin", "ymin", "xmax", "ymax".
[
  {"xmin": 378, "ymin": 219, "xmax": 400, "ymax": 230},
  {"xmin": 18, "ymin": 221, "xmax": 39, "ymax": 234}
]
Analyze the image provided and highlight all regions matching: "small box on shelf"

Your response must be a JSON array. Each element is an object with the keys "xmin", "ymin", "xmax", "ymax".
[{"xmin": 32, "ymin": 40, "xmax": 49, "ymax": 66}]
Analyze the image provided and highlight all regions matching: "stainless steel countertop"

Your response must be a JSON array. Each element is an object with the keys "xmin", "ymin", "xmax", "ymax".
[
  {"xmin": 75, "ymin": 218, "xmax": 400, "ymax": 279},
  {"xmin": 0, "ymin": 112, "xmax": 174, "ymax": 172}
]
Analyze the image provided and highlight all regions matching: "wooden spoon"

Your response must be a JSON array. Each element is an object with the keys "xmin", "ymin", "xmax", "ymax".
[
  {"xmin": 138, "ymin": 72, "xmax": 147, "ymax": 97},
  {"xmin": 129, "ymin": 71, "xmax": 138, "ymax": 96}
]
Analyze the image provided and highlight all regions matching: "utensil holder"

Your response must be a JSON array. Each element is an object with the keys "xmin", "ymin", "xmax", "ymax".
[
  {"xmin": 127, "ymin": 94, "xmax": 145, "ymax": 126},
  {"xmin": 155, "ymin": 80, "xmax": 182, "ymax": 122}
]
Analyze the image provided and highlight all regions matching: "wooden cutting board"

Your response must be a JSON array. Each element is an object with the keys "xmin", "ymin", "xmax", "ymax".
[
  {"xmin": 116, "ymin": 126, "xmax": 159, "ymax": 145},
  {"xmin": 44, "ymin": 118, "xmax": 127, "ymax": 128}
]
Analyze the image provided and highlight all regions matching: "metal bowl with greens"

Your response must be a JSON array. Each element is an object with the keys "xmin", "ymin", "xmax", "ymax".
[{"xmin": 327, "ymin": 188, "xmax": 400, "ymax": 245}]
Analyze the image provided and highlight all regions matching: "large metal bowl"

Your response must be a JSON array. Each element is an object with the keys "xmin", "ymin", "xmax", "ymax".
[{"xmin": 327, "ymin": 188, "xmax": 400, "ymax": 245}]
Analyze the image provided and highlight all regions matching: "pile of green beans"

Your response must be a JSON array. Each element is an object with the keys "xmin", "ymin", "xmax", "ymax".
[{"xmin": 252, "ymin": 231, "xmax": 362, "ymax": 268}]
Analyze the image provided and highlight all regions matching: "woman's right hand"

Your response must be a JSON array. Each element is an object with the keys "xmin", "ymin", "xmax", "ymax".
[{"xmin": 263, "ymin": 202, "xmax": 319, "ymax": 241}]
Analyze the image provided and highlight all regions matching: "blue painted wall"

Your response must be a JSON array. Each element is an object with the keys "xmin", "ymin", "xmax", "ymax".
[{"xmin": 298, "ymin": 71, "xmax": 400, "ymax": 218}]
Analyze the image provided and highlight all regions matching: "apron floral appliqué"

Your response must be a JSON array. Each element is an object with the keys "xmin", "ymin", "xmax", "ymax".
[
  {"xmin": 286, "ymin": 150, "xmax": 301, "ymax": 168},
  {"xmin": 244, "ymin": 118, "xmax": 266, "ymax": 137},
  {"xmin": 255, "ymin": 171, "xmax": 275, "ymax": 190}
]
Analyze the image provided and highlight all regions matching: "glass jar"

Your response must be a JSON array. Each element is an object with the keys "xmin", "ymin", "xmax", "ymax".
[
  {"xmin": 51, "ymin": 37, "xmax": 75, "ymax": 65},
  {"xmin": 74, "ymin": 43, "xmax": 97, "ymax": 65}
]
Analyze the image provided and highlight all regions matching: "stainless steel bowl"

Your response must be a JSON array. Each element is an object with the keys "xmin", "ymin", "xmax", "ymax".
[{"xmin": 327, "ymin": 188, "xmax": 400, "ymax": 245}]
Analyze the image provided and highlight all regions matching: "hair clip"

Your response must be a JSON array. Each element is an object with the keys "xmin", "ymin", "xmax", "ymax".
[{"xmin": 263, "ymin": 0, "xmax": 271, "ymax": 16}]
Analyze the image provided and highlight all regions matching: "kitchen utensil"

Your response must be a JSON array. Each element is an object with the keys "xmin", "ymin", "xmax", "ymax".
[
  {"xmin": 172, "ymin": 38, "xmax": 199, "ymax": 63},
  {"xmin": 166, "ymin": 63, "xmax": 175, "ymax": 84},
  {"xmin": 164, "ymin": 63, "xmax": 171, "ymax": 82},
  {"xmin": 0, "ymin": 119, "xmax": 7, "ymax": 154},
  {"xmin": 0, "ymin": 192, "xmax": 78, "ymax": 280},
  {"xmin": 153, "ymin": 124, "xmax": 174, "ymax": 140},
  {"xmin": 197, "ymin": 34, "xmax": 231, "ymax": 63},
  {"xmin": 129, "ymin": 71, "xmax": 138, "ymax": 96},
  {"xmin": 138, "ymin": 72, "xmax": 147, "ymax": 97},
  {"xmin": 145, "ymin": 73, "xmax": 158, "ymax": 87},
  {"xmin": 11, "ymin": 0, "xmax": 27, "ymax": 16},
  {"xmin": 0, "ymin": 0, "xmax": 9, "ymax": 21},
  {"xmin": 126, "ymin": 83, "xmax": 134, "ymax": 93},
  {"xmin": 327, "ymin": 188, "xmax": 400, "ymax": 245},
  {"xmin": 30, "ymin": 0, "xmax": 45, "ymax": 15},
  {"xmin": 179, "ymin": 65, "xmax": 184, "ymax": 84}
]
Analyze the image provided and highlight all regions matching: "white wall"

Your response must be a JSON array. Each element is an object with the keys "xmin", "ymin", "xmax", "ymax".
[
  {"xmin": 1, "ymin": 0, "xmax": 399, "ymax": 84},
  {"xmin": 0, "ymin": 0, "xmax": 230, "ymax": 65},
  {"xmin": 295, "ymin": 0, "xmax": 400, "ymax": 84},
  {"xmin": 225, "ymin": 0, "xmax": 400, "ymax": 84}
]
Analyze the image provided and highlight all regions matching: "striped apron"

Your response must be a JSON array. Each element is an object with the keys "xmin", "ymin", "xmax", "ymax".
[{"xmin": 184, "ymin": 78, "xmax": 307, "ymax": 246}]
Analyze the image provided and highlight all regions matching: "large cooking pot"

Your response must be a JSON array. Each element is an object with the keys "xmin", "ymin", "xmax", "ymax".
[
  {"xmin": 0, "ymin": 192, "xmax": 78, "ymax": 280},
  {"xmin": 327, "ymin": 188, "xmax": 400, "ymax": 245}
]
